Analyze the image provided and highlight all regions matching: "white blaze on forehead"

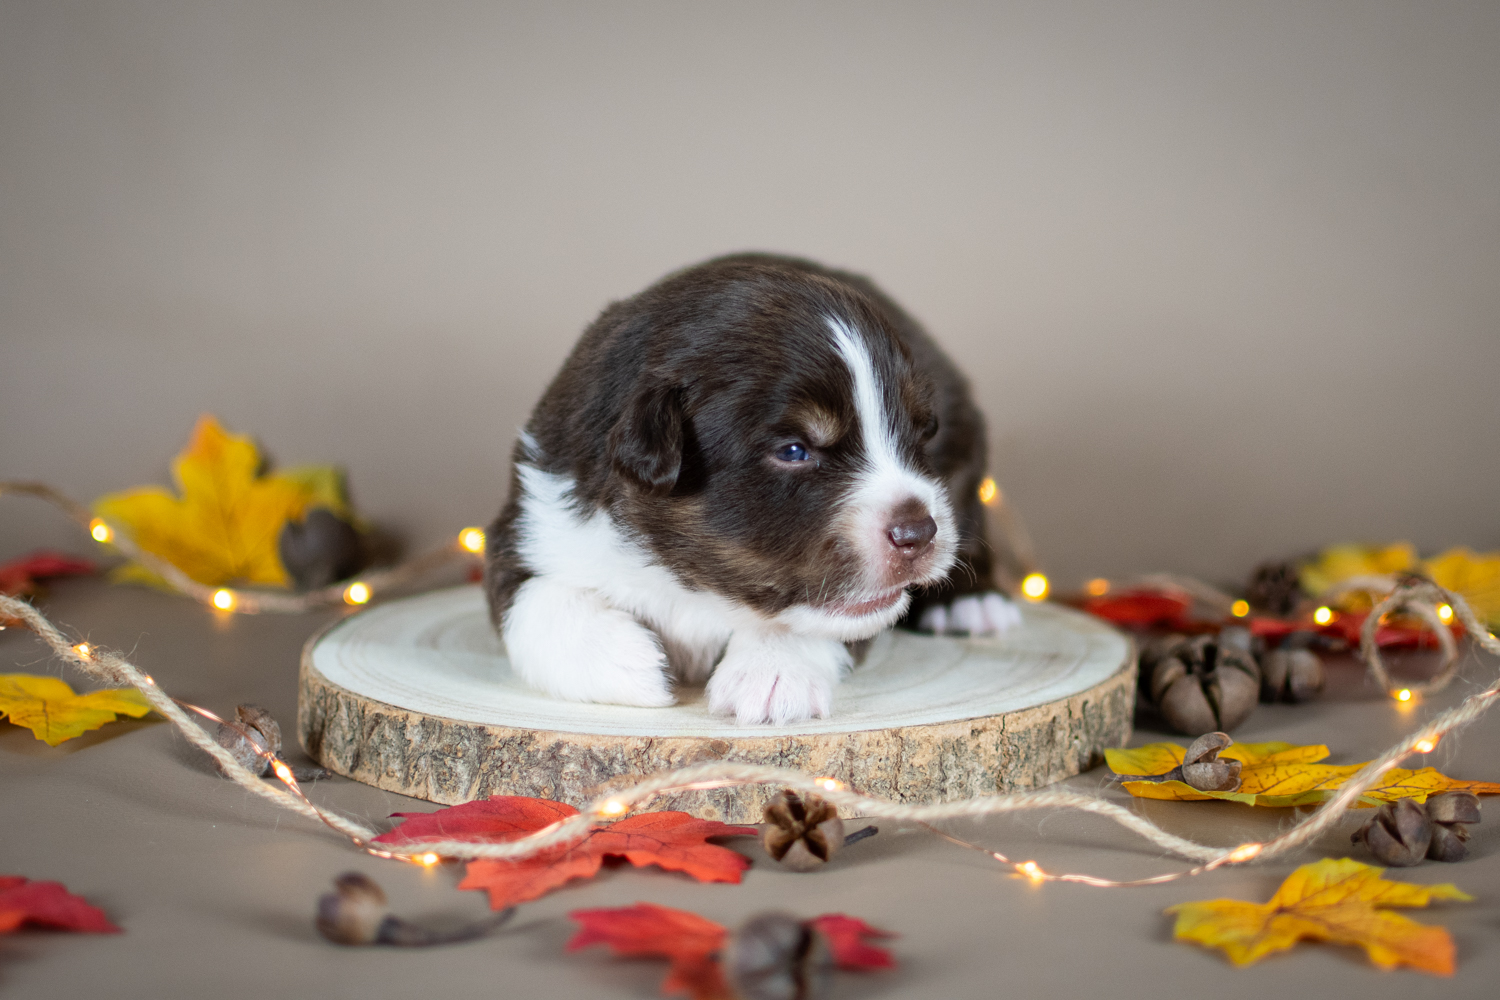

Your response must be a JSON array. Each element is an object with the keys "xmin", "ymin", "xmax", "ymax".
[{"xmin": 828, "ymin": 317, "xmax": 903, "ymax": 475}]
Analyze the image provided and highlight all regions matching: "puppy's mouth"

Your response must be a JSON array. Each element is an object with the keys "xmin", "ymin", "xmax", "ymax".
[{"xmin": 819, "ymin": 587, "xmax": 906, "ymax": 619}]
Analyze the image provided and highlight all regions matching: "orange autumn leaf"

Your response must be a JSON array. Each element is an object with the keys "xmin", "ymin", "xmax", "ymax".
[
  {"xmin": 370, "ymin": 796, "xmax": 756, "ymax": 910},
  {"xmin": 1107, "ymin": 740, "xmax": 1500, "ymax": 808},
  {"xmin": 93, "ymin": 415, "xmax": 347, "ymax": 588},
  {"xmin": 0, "ymin": 673, "xmax": 152, "ymax": 746},
  {"xmin": 1169, "ymin": 858, "xmax": 1471, "ymax": 974}
]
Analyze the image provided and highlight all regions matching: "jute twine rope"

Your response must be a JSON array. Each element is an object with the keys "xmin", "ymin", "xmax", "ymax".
[
  {"xmin": 3, "ymin": 577, "xmax": 1496, "ymax": 878},
  {"xmin": 1360, "ymin": 577, "xmax": 1463, "ymax": 696}
]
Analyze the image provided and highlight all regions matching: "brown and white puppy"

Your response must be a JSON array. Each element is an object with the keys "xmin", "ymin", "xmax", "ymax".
[{"xmin": 484, "ymin": 254, "xmax": 1018, "ymax": 725}]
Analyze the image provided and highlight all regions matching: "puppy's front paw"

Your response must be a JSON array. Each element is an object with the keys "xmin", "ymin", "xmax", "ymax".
[
  {"xmin": 503, "ymin": 578, "xmax": 674, "ymax": 707},
  {"xmin": 918, "ymin": 591, "xmax": 1021, "ymax": 636},
  {"xmin": 707, "ymin": 634, "xmax": 850, "ymax": 725}
]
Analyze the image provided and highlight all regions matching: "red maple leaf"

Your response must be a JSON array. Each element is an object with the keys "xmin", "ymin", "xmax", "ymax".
[
  {"xmin": 808, "ymin": 913, "xmax": 896, "ymax": 969},
  {"xmin": 1082, "ymin": 591, "xmax": 1193, "ymax": 629},
  {"xmin": 569, "ymin": 903, "xmax": 731, "ymax": 999},
  {"xmin": 0, "ymin": 876, "xmax": 119, "ymax": 933},
  {"xmin": 371, "ymin": 796, "xmax": 756, "ymax": 909},
  {"xmin": 0, "ymin": 551, "xmax": 96, "ymax": 599},
  {"xmin": 566, "ymin": 905, "xmax": 897, "ymax": 999}
]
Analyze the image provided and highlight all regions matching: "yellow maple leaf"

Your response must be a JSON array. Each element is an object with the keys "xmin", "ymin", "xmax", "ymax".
[
  {"xmin": 0, "ymin": 673, "xmax": 152, "ymax": 746},
  {"xmin": 1299, "ymin": 543, "xmax": 1417, "ymax": 602},
  {"xmin": 1169, "ymin": 858, "xmax": 1471, "ymax": 974},
  {"xmin": 93, "ymin": 415, "xmax": 345, "ymax": 588},
  {"xmin": 1422, "ymin": 546, "xmax": 1500, "ymax": 628},
  {"xmin": 1107, "ymin": 740, "xmax": 1500, "ymax": 807}
]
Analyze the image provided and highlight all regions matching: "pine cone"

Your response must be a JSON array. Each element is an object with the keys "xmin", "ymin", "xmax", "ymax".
[{"xmin": 1246, "ymin": 560, "xmax": 1303, "ymax": 616}]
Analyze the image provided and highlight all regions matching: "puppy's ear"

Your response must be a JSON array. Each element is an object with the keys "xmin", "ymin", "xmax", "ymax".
[{"xmin": 609, "ymin": 383, "xmax": 683, "ymax": 493}]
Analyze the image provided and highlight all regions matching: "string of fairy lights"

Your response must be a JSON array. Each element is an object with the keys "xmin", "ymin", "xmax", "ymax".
[
  {"xmin": 20, "ymin": 582, "xmax": 1498, "ymax": 893},
  {"xmin": 2, "ymin": 474, "xmax": 1474, "ymax": 714},
  {"xmin": 5, "ymin": 476, "xmax": 1496, "ymax": 891}
]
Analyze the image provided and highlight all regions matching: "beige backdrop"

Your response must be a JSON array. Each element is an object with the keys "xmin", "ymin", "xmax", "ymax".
[{"xmin": 3, "ymin": 1, "xmax": 1497, "ymax": 589}]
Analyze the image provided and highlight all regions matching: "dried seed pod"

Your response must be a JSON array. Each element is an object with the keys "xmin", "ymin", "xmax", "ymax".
[
  {"xmin": 763, "ymin": 791, "xmax": 845, "ymax": 872},
  {"xmin": 723, "ymin": 912, "xmax": 833, "ymax": 1000},
  {"xmin": 315, "ymin": 872, "xmax": 514, "ymax": 947},
  {"xmin": 1426, "ymin": 791, "xmax": 1480, "ymax": 825},
  {"xmin": 1178, "ymin": 731, "xmax": 1243, "ymax": 792},
  {"xmin": 1353, "ymin": 798, "xmax": 1432, "ymax": 867},
  {"xmin": 1148, "ymin": 656, "xmax": 1189, "ymax": 706},
  {"xmin": 1113, "ymin": 731, "xmax": 1243, "ymax": 792},
  {"xmin": 213, "ymin": 704, "xmax": 332, "ymax": 781},
  {"xmin": 1425, "ymin": 792, "xmax": 1480, "ymax": 863},
  {"xmin": 279, "ymin": 507, "xmax": 365, "ymax": 591},
  {"xmin": 1259, "ymin": 648, "xmax": 1325, "ymax": 703},
  {"xmin": 214, "ymin": 703, "xmax": 282, "ymax": 776},
  {"xmin": 1139, "ymin": 632, "xmax": 1261, "ymax": 735}
]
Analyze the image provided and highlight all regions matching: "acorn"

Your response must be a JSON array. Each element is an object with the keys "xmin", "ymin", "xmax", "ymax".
[
  {"xmin": 214, "ymin": 703, "xmax": 331, "ymax": 781},
  {"xmin": 1353, "ymin": 798, "xmax": 1432, "ymax": 867},
  {"xmin": 723, "ymin": 912, "xmax": 833, "ymax": 1000},
  {"xmin": 215, "ymin": 704, "xmax": 282, "ymax": 776},
  {"xmin": 317, "ymin": 872, "xmax": 392, "ymax": 945},
  {"xmin": 316, "ymin": 872, "xmax": 514, "ymax": 947},
  {"xmin": 1140, "ymin": 632, "xmax": 1260, "ymax": 735},
  {"xmin": 763, "ymin": 791, "xmax": 845, "ymax": 872},
  {"xmin": 279, "ymin": 507, "xmax": 365, "ymax": 591},
  {"xmin": 1425, "ymin": 792, "xmax": 1481, "ymax": 863}
]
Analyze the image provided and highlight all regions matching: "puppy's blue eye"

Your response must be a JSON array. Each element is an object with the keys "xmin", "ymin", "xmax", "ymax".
[{"xmin": 774, "ymin": 442, "xmax": 810, "ymax": 462}]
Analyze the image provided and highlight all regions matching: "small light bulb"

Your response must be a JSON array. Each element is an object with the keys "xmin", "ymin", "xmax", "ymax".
[
  {"xmin": 89, "ymin": 519, "xmax": 113, "ymax": 543},
  {"xmin": 1021, "ymin": 573, "xmax": 1049, "ymax": 601},
  {"xmin": 73, "ymin": 642, "xmax": 91, "ymax": 659},
  {"xmin": 1230, "ymin": 599, "xmax": 1250, "ymax": 618},
  {"xmin": 1226, "ymin": 842, "xmax": 1263, "ymax": 863},
  {"xmin": 599, "ymin": 799, "xmax": 627, "ymax": 816},
  {"xmin": 344, "ymin": 582, "xmax": 371, "ymax": 605},
  {"xmin": 420, "ymin": 852, "xmax": 440, "ymax": 866},
  {"xmin": 458, "ymin": 527, "xmax": 486, "ymax": 553},
  {"xmin": 1019, "ymin": 861, "xmax": 1044, "ymax": 882},
  {"xmin": 977, "ymin": 477, "xmax": 999, "ymax": 506},
  {"xmin": 211, "ymin": 588, "xmax": 235, "ymax": 611},
  {"xmin": 1437, "ymin": 603, "xmax": 1454, "ymax": 623},
  {"xmin": 1312, "ymin": 606, "xmax": 1334, "ymax": 626},
  {"xmin": 1396, "ymin": 688, "xmax": 1413, "ymax": 703},
  {"xmin": 816, "ymin": 777, "xmax": 845, "ymax": 792},
  {"xmin": 272, "ymin": 760, "xmax": 295, "ymax": 783},
  {"xmin": 1413, "ymin": 738, "xmax": 1437, "ymax": 753},
  {"xmin": 1085, "ymin": 578, "xmax": 1110, "ymax": 597}
]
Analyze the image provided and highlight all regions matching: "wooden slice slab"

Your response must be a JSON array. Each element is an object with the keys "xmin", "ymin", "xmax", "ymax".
[{"xmin": 298, "ymin": 586, "xmax": 1135, "ymax": 822}]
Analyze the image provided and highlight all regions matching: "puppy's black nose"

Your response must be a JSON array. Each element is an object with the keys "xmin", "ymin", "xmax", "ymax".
[{"xmin": 888, "ymin": 515, "xmax": 937, "ymax": 552}]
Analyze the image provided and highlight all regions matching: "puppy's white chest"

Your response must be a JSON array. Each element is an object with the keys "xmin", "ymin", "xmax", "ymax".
[{"xmin": 512, "ymin": 462, "xmax": 740, "ymax": 677}]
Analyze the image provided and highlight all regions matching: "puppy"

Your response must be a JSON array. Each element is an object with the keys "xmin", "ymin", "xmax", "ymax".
[{"xmin": 484, "ymin": 254, "xmax": 1018, "ymax": 725}]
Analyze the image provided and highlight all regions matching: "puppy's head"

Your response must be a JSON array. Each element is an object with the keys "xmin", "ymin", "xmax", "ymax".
[{"xmin": 605, "ymin": 258, "xmax": 957, "ymax": 640}]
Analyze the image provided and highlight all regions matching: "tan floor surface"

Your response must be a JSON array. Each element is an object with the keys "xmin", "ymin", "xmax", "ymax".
[{"xmin": 4, "ymin": 578, "xmax": 1498, "ymax": 998}]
